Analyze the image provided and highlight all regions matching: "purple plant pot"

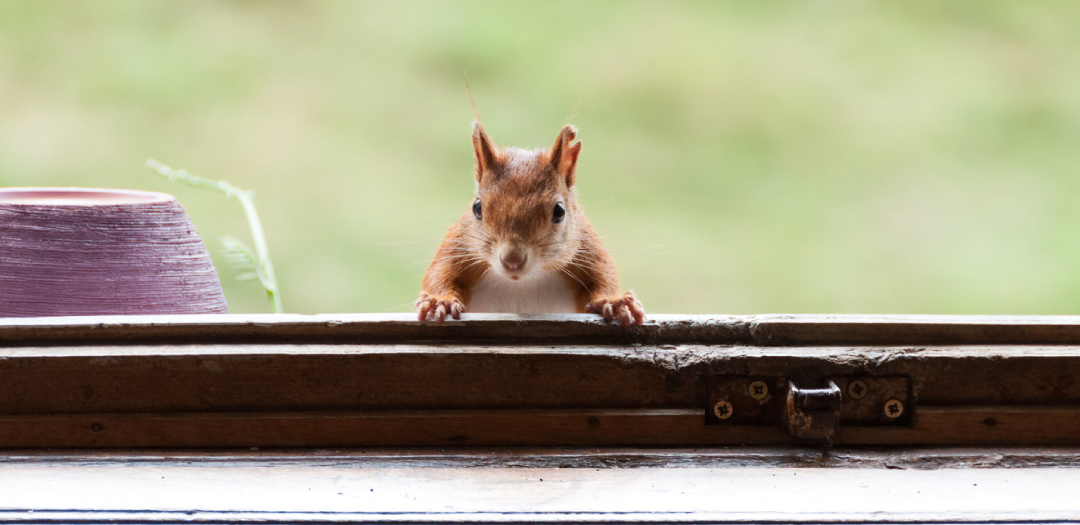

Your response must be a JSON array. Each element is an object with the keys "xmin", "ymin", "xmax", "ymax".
[{"xmin": 0, "ymin": 187, "xmax": 228, "ymax": 317}]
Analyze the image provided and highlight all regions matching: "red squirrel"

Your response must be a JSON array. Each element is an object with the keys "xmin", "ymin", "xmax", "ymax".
[{"xmin": 416, "ymin": 122, "xmax": 645, "ymax": 326}]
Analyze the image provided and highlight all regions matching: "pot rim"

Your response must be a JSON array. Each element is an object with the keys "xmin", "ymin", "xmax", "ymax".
[{"xmin": 0, "ymin": 187, "xmax": 175, "ymax": 206}]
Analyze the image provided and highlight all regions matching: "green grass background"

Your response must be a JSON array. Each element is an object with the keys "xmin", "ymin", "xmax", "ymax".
[{"xmin": 2, "ymin": 0, "xmax": 1080, "ymax": 315}]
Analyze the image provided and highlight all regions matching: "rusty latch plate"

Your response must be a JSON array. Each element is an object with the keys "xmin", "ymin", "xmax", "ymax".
[
  {"xmin": 706, "ymin": 375, "xmax": 912, "ymax": 428},
  {"xmin": 833, "ymin": 375, "xmax": 912, "ymax": 425}
]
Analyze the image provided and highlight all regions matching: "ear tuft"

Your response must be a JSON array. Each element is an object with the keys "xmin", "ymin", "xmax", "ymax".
[
  {"xmin": 472, "ymin": 121, "xmax": 498, "ymax": 184},
  {"xmin": 550, "ymin": 124, "xmax": 581, "ymax": 186}
]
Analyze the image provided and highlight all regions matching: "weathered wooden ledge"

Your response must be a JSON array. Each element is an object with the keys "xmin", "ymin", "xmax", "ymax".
[
  {"xmin": 5, "ymin": 446, "xmax": 1080, "ymax": 469},
  {"xmin": 8, "ymin": 312, "xmax": 1080, "ymax": 346},
  {"xmin": 1, "ymin": 313, "xmax": 1079, "ymax": 448}
]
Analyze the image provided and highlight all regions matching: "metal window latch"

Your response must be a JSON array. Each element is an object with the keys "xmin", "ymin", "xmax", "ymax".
[
  {"xmin": 786, "ymin": 380, "xmax": 841, "ymax": 440},
  {"xmin": 706, "ymin": 375, "xmax": 912, "ymax": 440}
]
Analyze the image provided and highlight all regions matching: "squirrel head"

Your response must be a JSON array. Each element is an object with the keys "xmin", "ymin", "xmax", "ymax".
[{"xmin": 467, "ymin": 122, "xmax": 583, "ymax": 281}]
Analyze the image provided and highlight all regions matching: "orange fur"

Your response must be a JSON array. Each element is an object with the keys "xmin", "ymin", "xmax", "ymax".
[{"xmin": 417, "ymin": 122, "xmax": 644, "ymax": 326}]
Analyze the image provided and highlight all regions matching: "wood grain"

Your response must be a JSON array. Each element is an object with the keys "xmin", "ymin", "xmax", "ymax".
[
  {"xmin": 0, "ymin": 406, "xmax": 1073, "ymax": 447},
  {"xmin": 5, "ymin": 446, "xmax": 1080, "ymax": 469},
  {"xmin": 750, "ymin": 313, "xmax": 1080, "ymax": 346},
  {"xmin": 0, "ymin": 315, "xmax": 1079, "ymax": 448},
  {"xmin": 10, "ymin": 312, "xmax": 1080, "ymax": 346},
  {"xmin": 842, "ymin": 406, "xmax": 1080, "ymax": 445},
  {"xmin": 0, "ymin": 345, "xmax": 1078, "ymax": 415},
  {"xmin": 0, "ymin": 313, "xmax": 748, "ymax": 347}
]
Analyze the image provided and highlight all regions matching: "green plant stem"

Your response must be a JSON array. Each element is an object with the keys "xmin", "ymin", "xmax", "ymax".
[{"xmin": 145, "ymin": 159, "xmax": 282, "ymax": 313}]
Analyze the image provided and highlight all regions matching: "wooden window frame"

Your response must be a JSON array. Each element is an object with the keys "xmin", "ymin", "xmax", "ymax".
[
  {"xmin": 0, "ymin": 313, "xmax": 1078, "ymax": 448},
  {"xmin": 1, "ymin": 313, "xmax": 1080, "ymax": 523}
]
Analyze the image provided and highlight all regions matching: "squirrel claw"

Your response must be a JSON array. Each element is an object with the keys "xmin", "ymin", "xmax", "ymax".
[
  {"xmin": 586, "ymin": 290, "xmax": 645, "ymax": 327},
  {"xmin": 415, "ymin": 293, "xmax": 465, "ymax": 323}
]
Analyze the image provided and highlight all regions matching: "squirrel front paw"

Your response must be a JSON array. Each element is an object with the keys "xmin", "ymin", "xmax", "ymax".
[
  {"xmin": 585, "ymin": 290, "xmax": 645, "ymax": 327},
  {"xmin": 415, "ymin": 292, "xmax": 465, "ymax": 324}
]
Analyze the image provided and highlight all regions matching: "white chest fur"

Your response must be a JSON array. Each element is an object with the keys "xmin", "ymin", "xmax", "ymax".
[{"xmin": 468, "ymin": 270, "xmax": 578, "ymax": 314}]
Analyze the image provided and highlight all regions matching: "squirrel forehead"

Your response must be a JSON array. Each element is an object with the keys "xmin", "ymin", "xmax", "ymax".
[{"xmin": 481, "ymin": 147, "xmax": 564, "ymax": 191}]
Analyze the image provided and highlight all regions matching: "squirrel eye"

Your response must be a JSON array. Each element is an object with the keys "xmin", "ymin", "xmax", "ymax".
[
  {"xmin": 552, "ymin": 202, "xmax": 566, "ymax": 223},
  {"xmin": 472, "ymin": 199, "xmax": 482, "ymax": 220}
]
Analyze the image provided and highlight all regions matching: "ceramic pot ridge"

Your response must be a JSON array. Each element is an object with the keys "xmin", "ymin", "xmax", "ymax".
[{"xmin": 0, "ymin": 187, "xmax": 228, "ymax": 317}]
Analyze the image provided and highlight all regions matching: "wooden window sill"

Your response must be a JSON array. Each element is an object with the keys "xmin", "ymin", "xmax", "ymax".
[
  {"xmin": 1, "ymin": 314, "xmax": 1078, "ymax": 522},
  {"xmin": 0, "ymin": 313, "xmax": 1078, "ymax": 447},
  {"xmin": 0, "ymin": 454, "xmax": 1076, "ymax": 523}
]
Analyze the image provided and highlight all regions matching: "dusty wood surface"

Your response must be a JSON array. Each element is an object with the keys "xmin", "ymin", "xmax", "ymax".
[
  {"xmin": 1, "ymin": 315, "xmax": 1080, "ymax": 448},
  {"xmin": 9, "ymin": 312, "xmax": 1080, "ymax": 346},
  {"xmin": 0, "ymin": 345, "xmax": 1077, "ymax": 415},
  {"xmin": 4, "ymin": 446, "xmax": 1080, "ymax": 469},
  {"xmin": 0, "ymin": 314, "xmax": 1077, "ymax": 521},
  {"xmin": 841, "ymin": 406, "xmax": 1080, "ymax": 445},
  {"xmin": 0, "ymin": 406, "xmax": 1075, "ymax": 447},
  {"xmin": 0, "ymin": 313, "xmax": 746, "ymax": 347},
  {"xmin": 0, "ymin": 462, "xmax": 1075, "ymax": 523}
]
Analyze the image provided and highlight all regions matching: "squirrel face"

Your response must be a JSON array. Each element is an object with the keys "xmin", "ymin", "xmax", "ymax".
[{"xmin": 468, "ymin": 123, "xmax": 582, "ymax": 281}]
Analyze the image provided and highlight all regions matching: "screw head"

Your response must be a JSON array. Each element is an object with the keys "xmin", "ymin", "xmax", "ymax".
[
  {"xmin": 713, "ymin": 400, "xmax": 734, "ymax": 420},
  {"xmin": 748, "ymin": 381, "xmax": 769, "ymax": 400},
  {"xmin": 848, "ymin": 380, "xmax": 868, "ymax": 400},
  {"xmin": 884, "ymin": 399, "xmax": 904, "ymax": 419}
]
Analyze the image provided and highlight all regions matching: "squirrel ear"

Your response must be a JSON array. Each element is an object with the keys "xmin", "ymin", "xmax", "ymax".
[
  {"xmin": 472, "ymin": 121, "xmax": 499, "ymax": 184},
  {"xmin": 550, "ymin": 124, "xmax": 582, "ymax": 187}
]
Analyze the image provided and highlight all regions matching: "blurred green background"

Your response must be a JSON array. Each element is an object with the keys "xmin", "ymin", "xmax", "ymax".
[{"xmin": 2, "ymin": 0, "xmax": 1080, "ymax": 315}]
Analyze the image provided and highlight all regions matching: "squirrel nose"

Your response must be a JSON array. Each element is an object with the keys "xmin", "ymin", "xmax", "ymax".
[{"xmin": 501, "ymin": 252, "xmax": 526, "ymax": 272}]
